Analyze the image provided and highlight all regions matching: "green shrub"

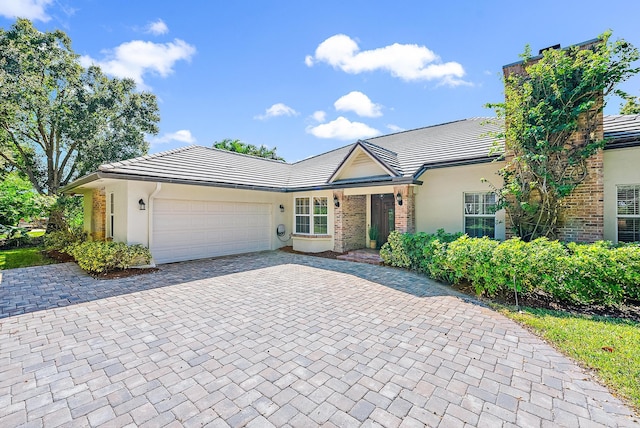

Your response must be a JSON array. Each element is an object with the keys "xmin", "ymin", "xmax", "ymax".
[
  {"xmin": 67, "ymin": 241, "xmax": 151, "ymax": 274},
  {"xmin": 380, "ymin": 229, "xmax": 462, "ymax": 272},
  {"xmin": 44, "ymin": 227, "xmax": 86, "ymax": 253},
  {"xmin": 444, "ymin": 236, "xmax": 500, "ymax": 294},
  {"xmin": 614, "ymin": 243, "xmax": 640, "ymax": 301},
  {"xmin": 383, "ymin": 230, "xmax": 639, "ymax": 308},
  {"xmin": 491, "ymin": 237, "xmax": 567, "ymax": 297},
  {"xmin": 561, "ymin": 242, "xmax": 626, "ymax": 306},
  {"xmin": 380, "ymin": 230, "xmax": 410, "ymax": 268}
]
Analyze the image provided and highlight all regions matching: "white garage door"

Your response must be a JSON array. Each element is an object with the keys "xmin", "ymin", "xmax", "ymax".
[{"xmin": 152, "ymin": 199, "xmax": 272, "ymax": 264}]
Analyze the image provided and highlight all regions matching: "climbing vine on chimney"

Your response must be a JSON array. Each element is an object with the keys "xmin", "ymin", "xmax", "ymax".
[{"xmin": 486, "ymin": 31, "xmax": 639, "ymax": 241}]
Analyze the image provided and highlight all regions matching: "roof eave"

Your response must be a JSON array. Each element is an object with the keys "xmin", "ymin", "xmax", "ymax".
[
  {"xmin": 289, "ymin": 176, "xmax": 420, "ymax": 192},
  {"xmin": 413, "ymin": 155, "xmax": 501, "ymax": 178},
  {"xmin": 62, "ymin": 171, "xmax": 289, "ymax": 194}
]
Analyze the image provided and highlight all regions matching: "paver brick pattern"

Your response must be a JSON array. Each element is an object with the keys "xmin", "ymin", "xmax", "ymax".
[{"xmin": 0, "ymin": 251, "xmax": 638, "ymax": 427}]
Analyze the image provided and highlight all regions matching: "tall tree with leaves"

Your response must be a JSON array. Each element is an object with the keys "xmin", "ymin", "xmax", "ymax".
[
  {"xmin": 0, "ymin": 19, "xmax": 160, "ymax": 195},
  {"xmin": 620, "ymin": 94, "xmax": 640, "ymax": 114},
  {"xmin": 487, "ymin": 32, "xmax": 639, "ymax": 240},
  {"xmin": 213, "ymin": 139, "xmax": 285, "ymax": 161}
]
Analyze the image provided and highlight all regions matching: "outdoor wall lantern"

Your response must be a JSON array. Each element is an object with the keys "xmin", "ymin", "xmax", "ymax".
[
  {"xmin": 396, "ymin": 192, "xmax": 403, "ymax": 206},
  {"xmin": 138, "ymin": 198, "xmax": 146, "ymax": 211},
  {"xmin": 279, "ymin": 204, "xmax": 285, "ymax": 212},
  {"xmin": 333, "ymin": 195, "xmax": 340, "ymax": 208}
]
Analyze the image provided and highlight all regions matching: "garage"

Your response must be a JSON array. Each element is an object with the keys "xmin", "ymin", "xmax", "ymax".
[{"xmin": 151, "ymin": 199, "xmax": 273, "ymax": 264}]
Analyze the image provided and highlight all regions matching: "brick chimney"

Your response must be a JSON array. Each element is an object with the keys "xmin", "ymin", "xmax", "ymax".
[{"xmin": 501, "ymin": 40, "xmax": 604, "ymax": 242}]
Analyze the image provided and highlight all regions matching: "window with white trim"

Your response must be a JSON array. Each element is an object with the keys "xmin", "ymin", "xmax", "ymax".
[
  {"xmin": 617, "ymin": 185, "xmax": 640, "ymax": 243},
  {"xmin": 107, "ymin": 192, "xmax": 115, "ymax": 238},
  {"xmin": 464, "ymin": 192, "xmax": 496, "ymax": 238},
  {"xmin": 295, "ymin": 196, "xmax": 328, "ymax": 234}
]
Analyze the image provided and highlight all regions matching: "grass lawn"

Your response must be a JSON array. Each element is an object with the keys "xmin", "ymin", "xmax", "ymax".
[
  {"xmin": 0, "ymin": 247, "xmax": 57, "ymax": 270},
  {"xmin": 501, "ymin": 306, "xmax": 640, "ymax": 411}
]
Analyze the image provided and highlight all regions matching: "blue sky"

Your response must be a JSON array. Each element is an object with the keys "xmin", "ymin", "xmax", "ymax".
[{"xmin": 1, "ymin": 1, "xmax": 640, "ymax": 162}]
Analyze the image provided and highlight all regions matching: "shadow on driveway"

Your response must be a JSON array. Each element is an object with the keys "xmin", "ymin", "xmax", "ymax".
[{"xmin": 0, "ymin": 250, "xmax": 476, "ymax": 319}]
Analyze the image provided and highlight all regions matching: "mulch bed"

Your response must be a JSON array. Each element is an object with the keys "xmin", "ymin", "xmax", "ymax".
[
  {"xmin": 44, "ymin": 250, "xmax": 159, "ymax": 279},
  {"xmin": 45, "ymin": 250, "xmax": 75, "ymax": 263},
  {"xmin": 452, "ymin": 281, "xmax": 640, "ymax": 323},
  {"xmin": 90, "ymin": 268, "xmax": 159, "ymax": 280},
  {"xmin": 279, "ymin": 246, "xmax": 343, "ymax": 260}
]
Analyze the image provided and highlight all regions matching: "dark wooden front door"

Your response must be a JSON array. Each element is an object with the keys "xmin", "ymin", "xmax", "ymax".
[{"xmin": 371, "ymin": 194, "xmax": 395, "ymax": 247}]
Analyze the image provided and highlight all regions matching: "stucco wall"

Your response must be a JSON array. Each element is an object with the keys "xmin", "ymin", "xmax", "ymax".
[
  {"xmin": 101, "ymin": 180, "xmax": 291, "ymax": 250},
  {"xmin": 603, "ymin": 147, "xmax": 640, "ymax": 243},
  {"xmin": 415, "ymin": 162, "xmax": 506, "ymax": 240}
]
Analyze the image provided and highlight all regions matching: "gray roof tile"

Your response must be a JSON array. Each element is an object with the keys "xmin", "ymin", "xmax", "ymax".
[{"xmin": 70, "ymin": 115, "xmax": 640, "ymax": 192}]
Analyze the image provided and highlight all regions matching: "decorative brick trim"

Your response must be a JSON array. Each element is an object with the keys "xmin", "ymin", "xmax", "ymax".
[
  {"xmin": 333, "ymin": 192, "xmax": 366, "ymax": 252},
  {"xmin": 91, "ymin": 187, "xmax": 106, "ymax": 241},
  {"xmin": 393, "ymin": 185, "xmax": 415, "ymax": 234}
]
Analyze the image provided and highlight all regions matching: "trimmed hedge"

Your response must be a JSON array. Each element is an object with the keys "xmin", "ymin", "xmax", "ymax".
[
  {"xmin": 67, "ymin": 241, "xmax": 152, "ymax": 274},
  {"xmin": 380, "ymin": 232, "xmax": 640, "ymax": 307},
  {"xmin": 44, "ymin": 230, "xmax": 151, "ymax": 274}
]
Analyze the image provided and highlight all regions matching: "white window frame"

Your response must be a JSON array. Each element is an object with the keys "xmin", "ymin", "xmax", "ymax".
[
  {"xmin": 107, "ymin": 192, "xmax": 115, "ymax": 239},
  {"xmin": 294, "ymin": 196, "xmax": 328, "ymax": 235},
  {"xmin": 616, "ymin": 184, "xmax": 640, "ymax": 243},
  {"xmin": 463, "ymin": 192, "xmax": 496, "ymax": 238}
]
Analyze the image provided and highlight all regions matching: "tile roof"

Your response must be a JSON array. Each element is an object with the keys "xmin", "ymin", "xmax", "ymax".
[
  {"xmin": 66, "ymin": 115, "xmax": 640, "ymax": 193},
  {"xmin": 99, "ymin": 146, "xmax": 293, "ymax": 190},
  {"xmin": 603, "ymin": 115, "xmax": 640, "ymax": 148}
]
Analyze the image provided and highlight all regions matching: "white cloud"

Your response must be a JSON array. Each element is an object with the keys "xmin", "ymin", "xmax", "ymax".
[
  {"xmin": 307, "ymin": 34, "xmax": 468, "ymax": 86},
  {"xmin": 334, "ymin": 91, "xmax": 382, "ymax": 118},
  {"xmin": 0, "ymin": 0, "xmax": 53, "ymax": 22},
  {"xmin": 386, "ymin": 124, "xmax": 405, "ymax": 133},
  {"xmin": 151, "ymin": 129, "xmax": 196, "ymax": 145},
  {"xmin": 306, "ymin": 116, "xmax": 380, "ymax": 140},
  {"xmin": 80, "ymin": 39, "xmax": 196, "ymax": 90},
  {"xmin": 254, "ymin": 103, "xmax": 299, "ymax": 120},
  {"xmin": 304, "ymin": 55, "xmax": 314, "ymax": 67},
  {"xmin": 311, "ymin": 110, "xmax": 326, "ymax": 123},
  {"xmin": 146, "ymin": 19, "xmax": 169, "ymax": 35}
]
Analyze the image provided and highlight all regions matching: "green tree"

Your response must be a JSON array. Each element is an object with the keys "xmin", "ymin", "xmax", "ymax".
[
  {"xmin": 487, "ymin": 32, "xmax": 639, "ymax": 240},
  {"xmin": 213, "ymin": 139, "xmax": 285, "ymax": 161},
  {"xmin": 620, "ymin": 94, "xmax": 640, "ymax": 114},
  {"xmin": 0, "ymin": 172, "xmax": 52, "ymax": 226},
  {"xmin": 0, "ymin": 19, "xmax": 160, "ymax": 195}
]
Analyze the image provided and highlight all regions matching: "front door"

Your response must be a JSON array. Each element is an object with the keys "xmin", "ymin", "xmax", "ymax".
[{"xmin": 371, "ymin": 194, "xmax": 395, "ymax": 247}]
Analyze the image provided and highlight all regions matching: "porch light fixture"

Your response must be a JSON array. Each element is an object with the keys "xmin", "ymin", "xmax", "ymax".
[
  {"xmin": 138, "ymin": 198, "xmax": 146, "ymax": 211},
  {"xmin": 396, "ymin": 192, "xmax": 403, "ymax": 206},
  {"xmin": 333, "ymin": 195, "xmax": 340, "ymax": 208},
  {"xmin": 279, "ymin": 204, "xmax": 285, "ymax": 212}
]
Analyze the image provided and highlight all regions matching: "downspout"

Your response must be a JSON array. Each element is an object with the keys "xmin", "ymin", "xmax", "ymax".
[{"xmin": 147, "ymin": 183, "xmax": 162, "ymax": 266}]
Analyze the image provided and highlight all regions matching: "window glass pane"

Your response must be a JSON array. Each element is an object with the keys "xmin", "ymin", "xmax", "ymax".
[
  {"xmin": 295, "ymin": 197, "xmax": 309, "ymax": 215},
  {"xmin": 314, "ymin": 216, "xmax": 327, "ymax": 234},
  {"xmin": 465, "ymin": 217, "xmax": 495, "ymax": 239},
  {"xmin": 618, "ymin": 218, "xmax": 640, "ymax": 243},
  {"xmin": 295, "ymin": 216, "xmax": 310, "ymax": 234},
  {"xmin": 464, "ymin": 193, "xmax": 479, "ymax": 214},
  {"xmin": 617, "ymin": 186, "xmax": 639, "ymax": 216},
  {"xmin": 313, "ymin": 197, "xmax": 328, "ymax": 215},
  {"xmin": 464, "ymin": 192, "xmax": 496, "ymax": 238}
]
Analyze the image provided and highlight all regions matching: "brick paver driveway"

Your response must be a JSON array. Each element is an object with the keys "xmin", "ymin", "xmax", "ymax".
[{"xmin": 1, "ymin": 252, "xmax": 637, "ymax": 427}]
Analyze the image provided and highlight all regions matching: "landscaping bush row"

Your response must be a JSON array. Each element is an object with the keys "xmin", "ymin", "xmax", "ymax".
[
  {"xmin": 44, "ymin": 229, "xmax": 151, "ymax": 274},
  {"xmin": 380, "ymin": 230, "xmax": 640, "ymax": 307}
]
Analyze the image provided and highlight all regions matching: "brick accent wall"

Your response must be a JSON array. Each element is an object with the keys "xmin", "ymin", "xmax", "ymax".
[
  {"xmin": 333, "ymin": 192, "xmax": 367, "ymax": 252},
  {"xmin": 91, "ymin": 188, "xmax": 106, "ymax": 241},
  {"xmin": 394, "ymin": 185, "xmax": 416, "ymax": 234},
  {"xmin": 502, "ymin": 46, "xmax": 604, "ymax": 243}
]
